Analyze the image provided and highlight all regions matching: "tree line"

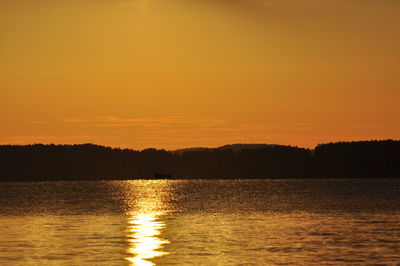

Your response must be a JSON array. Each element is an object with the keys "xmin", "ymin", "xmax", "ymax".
[{"xmin": 0, "ymin": 140, "xmax": 399, "ymax": 181}]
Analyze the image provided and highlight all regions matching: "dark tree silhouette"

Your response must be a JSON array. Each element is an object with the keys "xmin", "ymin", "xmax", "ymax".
[
  {"xmin": 313, "ymin": 140, "xmax": 400, "ymax": 178},
  {"xmin": 0, "ymin": 140, "xmax": 398, "ymax": 181}
]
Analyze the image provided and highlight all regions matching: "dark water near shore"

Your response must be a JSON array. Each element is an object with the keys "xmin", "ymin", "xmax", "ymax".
[{"xmin": 1, "ymin": 179, "xmax": 400, "ymax": 265}]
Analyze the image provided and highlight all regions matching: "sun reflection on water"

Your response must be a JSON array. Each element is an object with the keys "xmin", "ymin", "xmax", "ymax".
[
  {"xmin": 124, "ymin": 181, "xmax": 172, "ymax": 266},
  {"xmin": 126, "ymin": 213, "xmax": 169, "ymax": 266}
]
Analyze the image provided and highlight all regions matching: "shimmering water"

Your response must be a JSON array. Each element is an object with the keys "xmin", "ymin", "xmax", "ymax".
[{"xmin": 1, "ymin": 179, "xmax": 400, "ymax": 265}]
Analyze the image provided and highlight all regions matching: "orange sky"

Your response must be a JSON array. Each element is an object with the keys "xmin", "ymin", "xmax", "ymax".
[{"xmin": 1, "ymin": 0, "xmax": 399, "ymax": 150}]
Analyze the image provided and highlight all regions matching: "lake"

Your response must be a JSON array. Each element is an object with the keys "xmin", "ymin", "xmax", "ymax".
[{"xmin": 1, "ymin": 179, "xmax": 400, "ymax": 265}]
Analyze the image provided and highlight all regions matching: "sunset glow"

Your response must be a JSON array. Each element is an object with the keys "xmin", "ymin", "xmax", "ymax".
[{"xmin": 1, "ymin": 0, "xmax": 399, "ymax": 149}]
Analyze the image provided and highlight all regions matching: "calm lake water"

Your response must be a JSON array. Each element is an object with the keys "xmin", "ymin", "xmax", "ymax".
[{"xmin": 1, "ymin": 179, "xmax": 400, "ymax": 265}]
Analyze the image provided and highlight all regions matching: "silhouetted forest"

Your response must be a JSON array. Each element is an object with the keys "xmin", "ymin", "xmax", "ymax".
[{"xmin": 0, "ymin": 140, "xmax": 399, "ymax": 181}]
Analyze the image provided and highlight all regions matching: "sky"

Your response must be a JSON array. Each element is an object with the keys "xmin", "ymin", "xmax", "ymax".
[{"xmin": 1, "ymin": 0, "xmax": 399, "ymax": 150}]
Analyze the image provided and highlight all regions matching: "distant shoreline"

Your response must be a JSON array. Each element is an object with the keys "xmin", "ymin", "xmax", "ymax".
[
  {"xmin": 1, "ymin": 177, "xmax": 399, "ymax": 183},
  {"xmin": 1, "ymin": 140, "xmax": 399, "ymax": 181}
]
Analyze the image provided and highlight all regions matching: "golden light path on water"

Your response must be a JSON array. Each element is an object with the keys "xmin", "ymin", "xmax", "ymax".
[{"xmin": 125, "ymin": 181, "xmax": 172, "ymax": 266}]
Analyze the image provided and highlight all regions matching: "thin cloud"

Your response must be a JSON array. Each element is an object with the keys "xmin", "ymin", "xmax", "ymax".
[
  {"xmin": 63, "ymin": 115, "xmax": 226, "ymax": 128},
  {"xmin": 0, "ymin": 135, "xmax": 119, "ymax": 145},
  {"xmin": 29, "ymin": 121, "xmax": 48, "ymax": 125}
]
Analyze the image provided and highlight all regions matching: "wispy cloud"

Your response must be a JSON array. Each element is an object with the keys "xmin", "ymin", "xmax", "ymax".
[
  {"xmin": 29, "ymin": 121, "xmax": 48, "ymax": 125},
  {"xmin": 0, "ymin": 135, "xmax": 119, "ymax": 145},
  {"xmin": 63, "ymin": 115, "xmax": 226, "ymax": 129},
  {"xmin": 61, "ymin": 115, "xmax": 363, "ymax": 138}
]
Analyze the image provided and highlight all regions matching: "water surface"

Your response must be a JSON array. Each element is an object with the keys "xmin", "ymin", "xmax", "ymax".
[{"xmin": 1, "ymin": 179, "xmax": 400, "ymax": 265}]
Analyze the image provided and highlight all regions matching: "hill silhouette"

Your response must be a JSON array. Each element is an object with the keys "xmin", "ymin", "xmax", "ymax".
[{"xmin": 0, "ymin": 140, "xmax": 399, "ymax": 181}]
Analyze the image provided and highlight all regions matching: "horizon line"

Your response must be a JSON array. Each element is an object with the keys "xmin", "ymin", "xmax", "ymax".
[{"xmin": 0, "ymin": 139, "xmax": 398, "ymax": 152}]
